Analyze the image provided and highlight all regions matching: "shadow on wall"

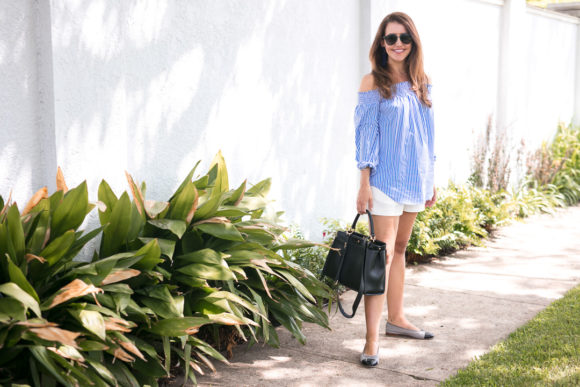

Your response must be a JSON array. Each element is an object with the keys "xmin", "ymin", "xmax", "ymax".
[
  {"xmin": 0, "ymin": 1, "xmax": 48, "ymax": 206},
  {"xmin": 50, "ymin": 1, "xmax": 359, "ymax": 235}
]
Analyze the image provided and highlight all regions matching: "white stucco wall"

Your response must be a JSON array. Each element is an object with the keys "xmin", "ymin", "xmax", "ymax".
[
  {"xmin": 48, "ymin": 0, "xmax": 360, "ymax": 238},
  {"xmin": 0, "ymin": 0, "xmax": 578, "ymax": 239},
  {"xmin": 523, "ymin": 8, "xmax": 578, "ymax": 149},
  {"xmin": 0, "ymin": 0, "xmax": 55, "ymax": 208}
]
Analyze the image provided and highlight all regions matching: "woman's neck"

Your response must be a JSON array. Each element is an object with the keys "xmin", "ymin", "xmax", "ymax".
[{"xmin": 388, "ymin": 61, "xmax": 408, "ymax": 83}]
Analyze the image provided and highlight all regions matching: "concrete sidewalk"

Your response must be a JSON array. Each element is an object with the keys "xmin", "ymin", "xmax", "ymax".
[{"xmin": 193, "ymin": 205, "xmax": 580, "ymax": 386}]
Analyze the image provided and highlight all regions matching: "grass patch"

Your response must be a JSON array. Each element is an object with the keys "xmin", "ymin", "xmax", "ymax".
[{"xmin": 442, "ymin": 285, "xmax": 580, "ymax": 386}]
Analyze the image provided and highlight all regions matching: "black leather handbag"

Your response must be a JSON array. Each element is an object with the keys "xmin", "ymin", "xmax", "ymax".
[{"xmin": 322, "ymin": 210, "xmax": 386, "ymax": 318}]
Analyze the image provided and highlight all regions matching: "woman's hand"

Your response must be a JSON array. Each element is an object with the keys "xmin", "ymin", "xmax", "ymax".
[
  {"xmin": 357, "ymin": 184, "xmax": 373, "ymax": 214},
  {"xmin": 425, "ymin": 187, "xmax": 437, "ymax": 207}
]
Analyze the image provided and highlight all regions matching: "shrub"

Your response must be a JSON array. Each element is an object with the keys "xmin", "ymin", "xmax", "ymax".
[{"xmin": 0, "ymin": 153, "xmax": 332, "ymax": 386}]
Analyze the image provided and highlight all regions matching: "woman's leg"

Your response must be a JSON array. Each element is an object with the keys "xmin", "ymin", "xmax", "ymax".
[
  {"xmin": 363, "ymin": 214, "xmax": 398, "ymax": 355},
  {"xmin": 386, "ymin": 211, "xmax": 419, "ymax": 330}
]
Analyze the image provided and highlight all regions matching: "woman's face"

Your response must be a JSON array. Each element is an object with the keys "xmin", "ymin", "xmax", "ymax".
[{"xmin": 382, "ymin": 22, "xmax": 412, "ymax": 64}]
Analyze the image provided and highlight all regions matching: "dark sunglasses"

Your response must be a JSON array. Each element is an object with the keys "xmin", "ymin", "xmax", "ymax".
[{"xmin": 383, "ymin": 33, "xmax": 412, "ymax": 46}]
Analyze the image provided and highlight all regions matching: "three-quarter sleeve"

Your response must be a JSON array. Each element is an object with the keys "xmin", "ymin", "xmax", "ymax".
[{"xmin": 355, "ymin": 89, "xmax": 380, "ymax": 173}]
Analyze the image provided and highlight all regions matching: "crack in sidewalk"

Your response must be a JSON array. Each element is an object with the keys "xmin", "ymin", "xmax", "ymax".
[{"xmin": 280, "ymin": 345, "xmax": 442, "ymax": 383}]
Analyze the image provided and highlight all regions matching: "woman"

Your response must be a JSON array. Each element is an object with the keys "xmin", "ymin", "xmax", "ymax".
[{"xmin": 355, "ymin": 12, "xmax": 436, "ymax": 367}]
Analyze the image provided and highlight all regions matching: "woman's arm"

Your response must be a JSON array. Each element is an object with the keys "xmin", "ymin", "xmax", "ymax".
[
  {"xmin": 357, "ymin": 168, "xmax": 373, "ymax": 214},
  {"xmin": 356, "ymin": 73, "xmax": 377, "ymax": 214}
]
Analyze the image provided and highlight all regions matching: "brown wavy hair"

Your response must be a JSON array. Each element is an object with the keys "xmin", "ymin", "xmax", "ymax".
[{"xmin": 370, "ymin": 12, "xmax": 431, "ymax": 107}]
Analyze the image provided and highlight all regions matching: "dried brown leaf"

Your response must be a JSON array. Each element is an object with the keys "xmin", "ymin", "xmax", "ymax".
[
  {"xmin": 195, "ymin": 352, "xmax": 216, "ymax": 372},
  {"xmin": 48, "ymin": 345, "xmax": 85, "ymax": 362},
  {"xmin": 113, "ymin": 347, "xmax": 135, "ymax": 363},
  {"xmin": 125, "ymin": 171, "xmax": 144, "ymax": 216},
  {"xmin": 101, "ymin": 269, "xmax": 140, "ymax": 285},
  {"xmin": 189, "ymin": 360, "xmax": 205, "ymax": 375},
  {"xmin": 41, "ymin": 227, "xmax": 51, "ymax": 250},
  {"xmin": 233, "ymin": 180, "xmax": 246, "ymax": 206},
  {"xmin": 250, "ymin": 259, "xmax": 276, "ymax": 275},
  {"xmin": 56, "ymin": 167, "xmax": 68, "ymax": 193},
  {"xmin": 48, "ymin": 279, "xmax": 103, "ymax": 309},
  {"xmin": 22, "ymin": 187, "xmax": 48, "ymax": 215},
  {"xmin": 255, "ymin": 269, "xmax": 273, "ymax": 299},
  {"xmin": 104, "ymin": 317, "xmax": 134, "ymax": 333},
  {"xmin": 30, "ymin": 327, "xmax": 81, "ymax": 348},
  {"xmin": 94, "ymin": 200, "xmax": 107, "ymax": 212},
  {"xmin": 25, "ymin": 253, "xmax": 46, "ymax": 264},
  {"xmin": 185, "ymin": 188, "xmax": 199, "ymax": 224},
  {"xmin": 185, "ymin": 327, "xmax": 199, "ymax": 335},
  {"xmin": 116, "ymin": 338, "xmax": 146, "ymax": 361},
  {"xmin": 18, "ymin": 321, "xmax": 58, "ymax": 328}
]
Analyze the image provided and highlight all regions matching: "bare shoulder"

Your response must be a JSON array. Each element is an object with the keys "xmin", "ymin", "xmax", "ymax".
[{"xmin": 359, "ymin": 73, "xmax": 377, "ymax": 92}]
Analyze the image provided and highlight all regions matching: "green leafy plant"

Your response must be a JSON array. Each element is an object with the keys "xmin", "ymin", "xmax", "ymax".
[
  {"xmin": 0, "ymin": 153, "xmax": 332, "ymax": 386},
  {"xmin": 94, "ymin": 151, "xmax": 331, "ymax": 384},
  {"xmin": 0, "ymin": 173, "xmax": 157, "ymax": 386}
]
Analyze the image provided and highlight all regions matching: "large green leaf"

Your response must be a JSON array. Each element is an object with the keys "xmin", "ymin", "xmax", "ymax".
[
  {"xmin": 5, "ymin": 255, "xmax": 40, "ymax": 302},
  {"xmin": 29, "ymin": 346, "xmax": 72, "ymax": 386},
  {"xmin": 204, "ymin": 290, "xmax": 263, "ymax": 317},
  {"xmin": 67, "ymin": 226, "xmax": 105, "ymax": 258},
  {"xmin": 214, "ymin": 206, "xmax": 250, "ymax": 217},
  {"xmin": 26, "ymin": 201, "xmax": 50, "ymax": 254},
  {"xmin": 269, "ymin": 307, "xmax": 306, "ymax": 345},
  {"xmin": 0, "ymin": 282, "xmax": 41, "ymax": 317},
  {"xmin": 195, "ymin": 223, "xmax": 244, "ymax": 241},
  {"xmin": 147, "ymin": 219, "xmax": 187, "ymax": 238},
  {"xmin": 132, "ymin": 239, "xmax": 162, "ymax": 271},
  {"xmin": 222, "ymin": 180, "xmax": 246, "ymax": 206},
  {"xmin": 169, "ymin": 160, "xmax": 201, "ymax": 202},
  {"xmin": 127, "ymin": 201, "xmax": 146, "ymax": 243},
  {"xmin": 189, "ymin": 336, "xmax": 229, "ymax": 363},
  {"xmin": 140, "ymin": 297, "xmax": 181, "ymax": 319},
  {"xmin": 0, "ymin": 225, "xmax": 9, "ymax": 281},
  {"xmin": 106, "ymin": 360, "xmax": 140, "ymax": 387},
  {"xmin": 192, "ymin": 190, "xmax": 222, "ymax": 221},
  {"xmin": 66, "ymin": 252, "xmax": 134, "ymax": 283},
  {"xmin": 148, "ymin": 317, "xmax": 212, "ymax": 337},
  {"xmin": 6, "ymin": 205, "xmax": 25, "ymax": 265},
  {"xmin": 97, "ymin": 180, "xmax": 118, "ymax": 225},
  {"xmin": 177, "ymin": 262, "xmax": 235, "ymax": 281},
  {"xmin": 139, "ymin": 237, "xmax": 175, "ymax": 260},
  {"xmin": 50, "ymin": 181, "xmax": 89, "ymax": 239},
  {"xmin": 246, "ymin": 178, "xmax": 271, "ymax": 197},
  {"xmin": 87, "ymin": 359, "xmax": 117, "ymax": 386},
  {"xmin": 273, "ymin": 238, "xmax": 321, "ymax": 250},
  {"xmin": 0, "ymin": 297, "xmax": 26, "ymax": 321},
  {"xmin": 69, "ymin": 309, "xmax": 106, "ymax": 340},
  {"xmin": 100, "ymin": 192, "xmax": 132, "ymax": 257},
  {"xmin": 167, "ymin": 181, "xmax": 198, "ymax": 222},
  {"xmin": 208, "ymin": 150, "xmax": 229, "ymax": 193},
  {"xmin": 175, "ymin": 248, "xmax": 224, "ymax": 266},
  {"xmin": 39, "ymin": 229, "xmax": 76, "ymax": 266}
]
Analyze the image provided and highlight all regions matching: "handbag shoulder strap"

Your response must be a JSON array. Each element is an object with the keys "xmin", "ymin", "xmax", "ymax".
[{"xmin": 337, "ymin": 291, "xmax": 363, "ymax": 318}]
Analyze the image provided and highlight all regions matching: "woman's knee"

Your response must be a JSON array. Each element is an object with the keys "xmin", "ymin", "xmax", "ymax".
[{"xmin": 394, "ymin": 240, "xmax": 408, "ymax": 256}]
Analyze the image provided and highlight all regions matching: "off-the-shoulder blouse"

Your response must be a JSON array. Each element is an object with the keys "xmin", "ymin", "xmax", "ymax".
[{"xmin": 355, "ymin": 81, "xmax": 435, "ymax": 204}]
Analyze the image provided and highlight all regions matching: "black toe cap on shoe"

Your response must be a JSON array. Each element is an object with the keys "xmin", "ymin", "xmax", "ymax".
[
  {"xmin": 361, "ymin": 358, "xmax": 379, "ymax": 367},
  {"xmin": 424, "ymin": 331, "xmax": 434, "ymax": 339}
]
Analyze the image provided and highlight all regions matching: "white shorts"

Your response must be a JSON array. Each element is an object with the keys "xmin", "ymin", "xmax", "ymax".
[{"xmin": 370, "ymin": 186, "xmax": 425, "ymax": 216}]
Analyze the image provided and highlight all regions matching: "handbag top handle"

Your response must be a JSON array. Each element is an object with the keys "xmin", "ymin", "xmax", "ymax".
[{"xmin": 350, "ymin": 209, "xmax": 375, "ymax": 239}]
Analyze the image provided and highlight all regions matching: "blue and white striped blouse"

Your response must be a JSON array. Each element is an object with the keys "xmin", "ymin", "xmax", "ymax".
[{"xmin": 355, "ymin": 81, "xmax": 435, "ymax": 204}]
